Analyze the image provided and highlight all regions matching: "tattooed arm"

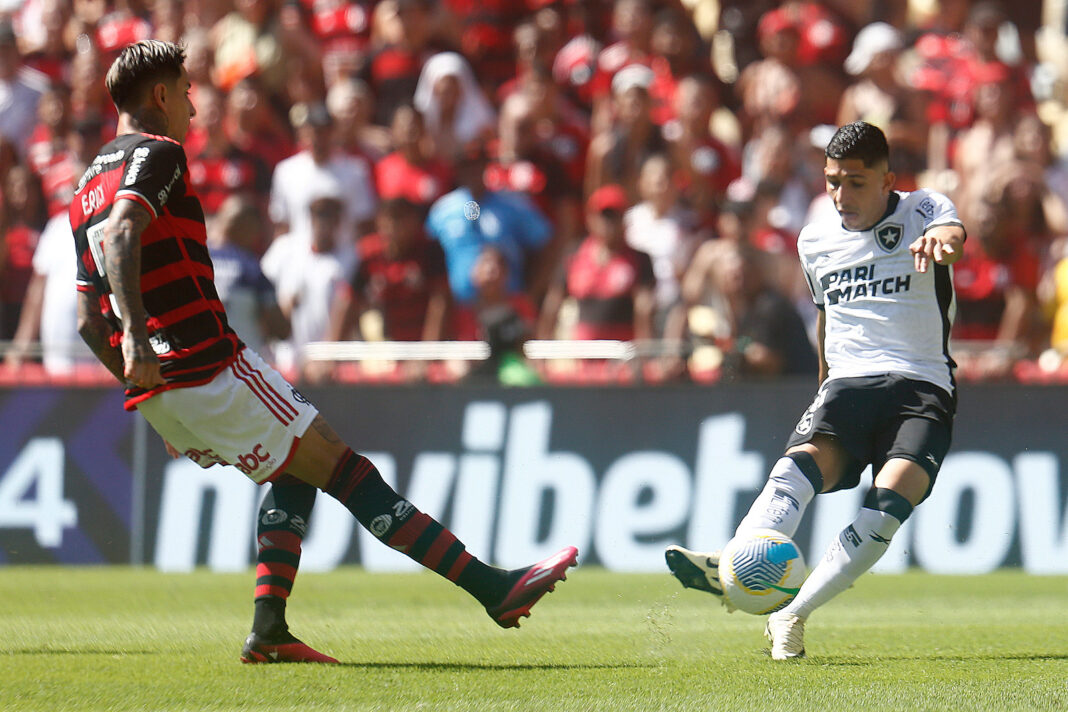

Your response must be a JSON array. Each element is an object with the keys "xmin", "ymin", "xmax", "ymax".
[
  {"xmin": 76, "ymin": 288, "xmax": 125, "ymax": 383},
  {"xmin": 102, "ymin": 199, "xmax": 165, "ymax": 390}
]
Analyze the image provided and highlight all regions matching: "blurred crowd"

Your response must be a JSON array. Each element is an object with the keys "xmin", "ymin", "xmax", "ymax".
[{"xmin": 3, "ymin": 0, "xmax": 1068, "ymax": 385}]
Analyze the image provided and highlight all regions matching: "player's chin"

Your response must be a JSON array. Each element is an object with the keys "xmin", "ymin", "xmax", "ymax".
[{"xmin": 838, "ymin": 212, "xmax": 861, "ymax": 229}]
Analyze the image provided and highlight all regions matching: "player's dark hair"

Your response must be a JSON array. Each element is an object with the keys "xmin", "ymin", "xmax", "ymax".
[
  {"xmin": 105, "ymin": 40, "xmax": 186, "ymax": 111},
  {"xmin": 825, "ymin": 121, "xmax": 889, "ymax": 168}
]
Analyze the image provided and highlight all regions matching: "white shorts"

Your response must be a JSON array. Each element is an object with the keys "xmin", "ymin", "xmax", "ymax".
[{"xmin": 137, "ymin": 348, "xmax": 319, "ymax": 484}]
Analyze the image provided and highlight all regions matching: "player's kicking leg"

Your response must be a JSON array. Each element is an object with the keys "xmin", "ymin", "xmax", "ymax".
[
  {"xmin": 314, "ymin": 446, "xmax": 578, "ymax": 630},
  {"xmin": 665, "ymin": 451, "xmax": 825, "ymax": 610},
  {"xmin": 241, "ymin": 476, "xmax": 338, "ymax": 664}
]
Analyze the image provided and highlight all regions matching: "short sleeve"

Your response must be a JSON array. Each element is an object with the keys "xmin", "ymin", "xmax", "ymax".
[
  {"xmin": 115, "ymin": 139, "xmax": 186, "ymax": 218},
  {"xmin": 635, "ymin": 250, "xmax": 656, "ymax": 288},
  {"xmin": 500, "ymin": 193, "xmax": 551, "ymax": 248},
  {"xmin": 797, "ymin": 226, "xmax": 824, "ymax": 308},
  {"xmin": 917, "ymin": 190, "xmax": 963, "ymax": 233}
]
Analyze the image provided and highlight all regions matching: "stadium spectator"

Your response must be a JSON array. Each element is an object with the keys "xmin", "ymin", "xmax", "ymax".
[
  {"xmin": 374, "ymin": 103, "xmax": 452, "ymax": 215},
  {"xmin": 223, "ymin": 76, "xmax": 294, "ymax": 171},
  {"xmin": 498, "ymin": 12, "xmax": 566, "ymax": 104},
  {"xmin": 550, "ymin": 0, "xmax": 604, "ymax": 110},
  {"xmin": 19, "ymin": 0, "xmax": 73, "ymax": 84},
  {"xmin": 681, "ymin": 240, "xmax": 816, "ymax": 380},
  {"xmin": 742, "ymin": 122, "xmax": 808, "ymax": 237},
  {"xmin": 511, "ymin": 60, "xmax": 589, "ymax": 201},
  {"xmin": 212, "ymin": 0, "xmax": 290, "ymax": 93},
  {"xmin": 268, "ymin": 101, "xmax": 377, "ymax": 243},
  {"xmin": 585, "ymin": 63, "xmax": 668, "ymax": 201},
  {"xmin": 262, "ymin": 188, "xmax": 353, "ymax": 382},
  {"xmin": 487, "ymin": 92, "xmax": 581, "ymax": 244},
  {"xmin": 911, "ymin": 1, "xmax": 1033, "ymax": 137},
  {"xmin": 362, "ymin": 0, "xmax": 437, "ymax": 127},
  {"xmin": 181, "ymin": 27, "xmax": 216, "ymax": 89},
  {"xmin": 953, "ymin": 161, "xmax": 1053, "ymax": 379},
  {"xmin": 425, "ymin": 141, "xmax": 554, "ymax": 305},
  {"xmin": 39, "ymin": 113, "xmax": 105, "ymax": 220},
  {"xmin": 208, "ymin": 195, "xmax": 288, "ymax": 361},
  {"xmin": 326, "ymin": 77, "xmax": 392, "ymax": 162},
  {"xmin": 440, "ymin": 0, "xmax": 529, "ymax": 96},
  {"xmin": 538, "ymin": 183, "xmax": 655, "ymax": 341},
  {"xmin": 327, "ymin": 196, "xmax": 450, "ymax": 343},
  {"xmin": 413, "ymin": 51, "xmax": 497, "ymax": 163},
  {"xmin": 836, "ymin": 22, "xmax": 928, "ymax": 191},
  {"xmin": 588, "ymin": 0, "xmax": 655, "ymax": 133},
  {"xmin": 952, "ymin": 62, "xmax": 1023, "ymax": 222},
  {"xmin": 624, "ymin": 152, "xmax": 695, "ymax": 338},
  {"xmin": 3, "ymin": 212, "xmax": 93, "ymax": 375},
  {"xmin": 735, "ymin": 9, "xmax": 802, "ymax": 135},
  {"xmin": 305, "ymin": 0, "xmax": 376, "ymax": 87},
  {"xmin": 185, "ymin": 84, "xmax": 272, "ymax": 219},
  {"xmin": 663, "ymin": 74, "xmax": 741, "ymax": 230},
  {"xmin": 151, "ymin": 0, "xmax": 186, "ymax": 45},
  {"xmin": 27, "ymin": 83, "xmax": 72, "ymax": 177},
  {"xmin": 1043, "ymin": 238, "xmax": 1068, "ymax": 361},
  {"xmin": 0, "ymin": 165, "xmax": 46, "ymax": 339},
  {"xmin": 459, "ymin": 246, "xmax": 542, "ymax": 386},
  {"xmin": 68, "ymin": 41, "xmax": 117, "ymax": 128},
  {"xmin": 94, "ymin": 0, "xmax": 153, "ymax": 60},
  {"xmin": 646, "ymin": 6, "xmax": 707, "ymax": 126},
  {"xmin": 0, "ymin": 19, "xmax": 47, "ymax": 154}
]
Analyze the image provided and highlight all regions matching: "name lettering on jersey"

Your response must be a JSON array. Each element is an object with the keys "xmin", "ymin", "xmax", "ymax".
[
  {"xmin": 80, "ymin": 184, "xmax": 106, "ymax": 215},
  {"xmin": 875, "ymin": 223, "xmax": 903, "ymax": 252},
  {"xmin": 125, "ymin": 146, "xmax": 150, "ymax": 185},
  {"xmin": 822, "ymin": 262, "xmax": 912, "ymax": 305},
  {"xmin": 76, "ymin": 149, "xmax": 125, "ymax": 192}
]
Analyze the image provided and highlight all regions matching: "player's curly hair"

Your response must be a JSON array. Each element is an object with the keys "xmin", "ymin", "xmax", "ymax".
[
  {"xmin": 105, "ymin": 40, "xmax": 186, "ymax": 112},
  {"xmin": 825, "ymin": 121, "xmax": 889, "ymax": 168}
]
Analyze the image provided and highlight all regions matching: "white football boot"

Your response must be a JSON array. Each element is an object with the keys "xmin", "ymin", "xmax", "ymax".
[{"xmin": 764, "ymin": 610, "xmax": 806, "ymax": 660}]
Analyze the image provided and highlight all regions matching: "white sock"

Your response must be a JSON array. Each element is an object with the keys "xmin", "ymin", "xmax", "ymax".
[
  {"xmin": 735, "ymin": 455, "xmax": 820, "ymax": 539},
  {"xmin": 783, "ymin": 506, "xmax": 902, "ymax": 619}
]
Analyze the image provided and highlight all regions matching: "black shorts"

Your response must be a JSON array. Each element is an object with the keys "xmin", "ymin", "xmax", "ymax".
[{"xmin": 785, "ymin": 374, "xmax": 955, "ymax": 497}]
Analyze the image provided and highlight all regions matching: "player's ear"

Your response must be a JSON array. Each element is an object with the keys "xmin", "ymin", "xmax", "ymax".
[
  {"xmin": 150, "ymin": 81, "xmax": 168, "ymax": 111},
  {"xmin": 883, "ymin": 169, "xmax": 895, "ymax": 192}
]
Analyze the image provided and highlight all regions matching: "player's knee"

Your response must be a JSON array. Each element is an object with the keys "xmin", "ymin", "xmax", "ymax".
[
  {"xmin": 783, "ymin": 450, "xmax": 824, "ymax": 494},
  {"xmin": 862, "ymin": 486, "xmax": 914, "ymax": 524}
]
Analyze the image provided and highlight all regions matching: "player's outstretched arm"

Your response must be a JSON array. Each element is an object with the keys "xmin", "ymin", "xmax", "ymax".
[
  {"xmin": 909, "ymin": 224, "xmax": 965, "ymax": 273},
  {"xmin": 102, "ymin": 199, "xmax": 166, "ymax": 390}
]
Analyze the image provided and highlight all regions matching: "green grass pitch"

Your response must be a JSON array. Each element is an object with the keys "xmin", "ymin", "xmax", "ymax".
[{"xmin": 1, "ymin": 567, "xmax": 1065, "ymax": 711}]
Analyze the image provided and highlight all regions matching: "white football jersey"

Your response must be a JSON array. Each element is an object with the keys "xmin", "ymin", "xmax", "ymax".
[{"xmin": 798, "ymin": 189, "xmax": 963, "ymax": 395}]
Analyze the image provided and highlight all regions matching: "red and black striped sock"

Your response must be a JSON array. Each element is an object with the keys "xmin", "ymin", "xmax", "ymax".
[
  {"xmin": 251, "ymin": 476, "xmax": 317, "ymax": 638},
  {"xmin": 324, "ymin": 449, "xmax": 507, "ymax": 607}
]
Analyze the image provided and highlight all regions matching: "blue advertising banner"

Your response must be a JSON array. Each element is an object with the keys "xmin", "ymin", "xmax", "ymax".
[{"xmin": 1, "ymin": 383, "xmax": 1065, "ymax": 574}]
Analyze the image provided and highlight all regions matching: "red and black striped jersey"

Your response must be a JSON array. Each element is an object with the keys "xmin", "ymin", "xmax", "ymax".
[{"xmin": 70, "ymin": 132, "xmax": 243, "ymax": 409}]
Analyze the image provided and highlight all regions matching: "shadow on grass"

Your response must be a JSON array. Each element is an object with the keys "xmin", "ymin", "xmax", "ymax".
[
  {"xmin": 333, "ymin": 661, "xmax": 658, "ymax": 672},
  {"xmin": 812, "ymin": 652, "xmax": 1068, "ymax": 665},
  {"xmin": 4, "ymin": 648, "xmax": 155, "ymax": 656}
]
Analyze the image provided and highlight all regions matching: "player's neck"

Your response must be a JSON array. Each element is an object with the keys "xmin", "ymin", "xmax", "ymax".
[{"xmin": 117, "ymin": 110, "xmax": 172, "ymax": 141}]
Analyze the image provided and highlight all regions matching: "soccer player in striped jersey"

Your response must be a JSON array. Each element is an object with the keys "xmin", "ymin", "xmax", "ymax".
[
  {"xmin": 71, "ymin": 40, "xmax": 577, "ymax": 664},
  {"xmin": 665, "ymin": 121, "xmax": 966, "ymax": 660}
]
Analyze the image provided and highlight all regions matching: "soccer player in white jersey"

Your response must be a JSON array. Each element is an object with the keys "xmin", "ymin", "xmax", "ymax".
[{"xmin": 665, "ymin": 121, "xmax": 966, "ymax": 660}]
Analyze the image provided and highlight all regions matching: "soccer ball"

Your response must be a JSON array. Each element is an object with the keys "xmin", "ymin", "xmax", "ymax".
[{"xmin": 720, "ymin": 528, "xmax": 806, "ymax": 615}]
